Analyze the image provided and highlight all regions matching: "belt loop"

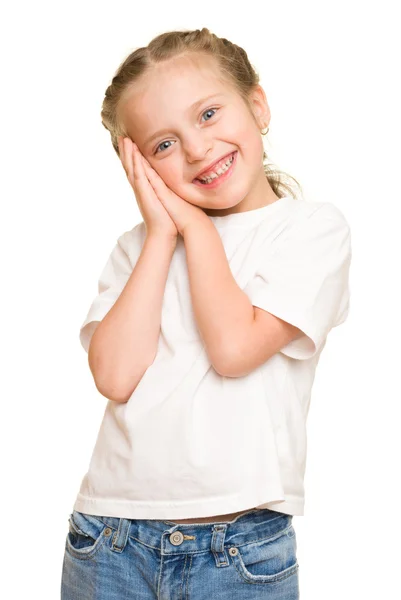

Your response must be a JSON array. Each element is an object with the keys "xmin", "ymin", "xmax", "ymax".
[
  {"xmin": 211, "ymin": 524, "xmax": 229, "ymax": 567},
  {"xmin": 111, "ymin": 517, "xmax": 131, "ymax": 553}
]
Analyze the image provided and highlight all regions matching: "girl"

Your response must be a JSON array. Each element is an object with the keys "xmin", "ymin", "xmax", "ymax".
[{"xmin": 61, "ymin": 28, "xmax": 352, "ymax": 599}]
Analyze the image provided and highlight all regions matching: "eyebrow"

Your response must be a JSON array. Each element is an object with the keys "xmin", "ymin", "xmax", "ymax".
[{"xmin": 144, "ymin": 93, "xmax": 225, "ymax": 147}]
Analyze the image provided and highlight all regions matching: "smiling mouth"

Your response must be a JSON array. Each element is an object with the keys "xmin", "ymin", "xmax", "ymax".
[{"xmin": 192, "ymin": 151, "xmax": 237, "ymax": 187}]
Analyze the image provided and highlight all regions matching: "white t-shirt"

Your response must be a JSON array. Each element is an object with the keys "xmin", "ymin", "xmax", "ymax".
[{"xmin": 73, "ymin": 195, "xmax": 352, "ymax": 519}]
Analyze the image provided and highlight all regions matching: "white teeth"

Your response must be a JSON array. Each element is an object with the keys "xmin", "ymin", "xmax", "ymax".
[{"xmin": 198, "ymin": 153, "xmax": 234, "ymax": 183}]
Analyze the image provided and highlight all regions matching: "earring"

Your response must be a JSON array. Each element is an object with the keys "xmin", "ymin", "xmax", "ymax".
[{"xmin": 261, "ymin": 125, "xmax": 269, "ymax": 135}]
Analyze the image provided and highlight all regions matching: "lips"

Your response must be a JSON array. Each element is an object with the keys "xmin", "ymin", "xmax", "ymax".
[
  {"xmin": 193, "ymin": 151, "xmax": 236, "ymax": 181},
  {"xmin": 192, "ymin": 151, "xmax": 237, "ymax": 189}
]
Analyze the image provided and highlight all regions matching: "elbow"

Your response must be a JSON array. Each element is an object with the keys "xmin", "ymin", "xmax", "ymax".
[
  {"xmin": 92, "ymin": 359, "xmax": 155, "ymax": 404},
  {"xmin": 214, "ymin": 358, "xmax": 250, "ymax": 379},
  {"xmin": 212, "ymin": 346, "xmax": 244, "ymax": 379},
  {"xmin": 212, "ymin": 337, "xmax": 257, "ymax": 378},
  {"xmin": 90, "ymin": 359, "xmax": 138, "ymax": 403},
  {"xmin": 207, "ymin": 343, "xmax": 230, "ymax": 378},
  {"xmin": 94, "ymin": 378, "xmax": 134, "ymax": 403},
  {"xmin": 88, "ymin": 350, "xmax": 137, "ymax": 404}
]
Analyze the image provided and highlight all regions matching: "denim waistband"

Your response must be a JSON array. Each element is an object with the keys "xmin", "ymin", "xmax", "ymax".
[{"xmin": 70, "ymin": 507, "xmax": 293, "ymax": 557}]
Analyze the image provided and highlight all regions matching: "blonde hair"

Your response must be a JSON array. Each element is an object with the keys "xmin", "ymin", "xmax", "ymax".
[{"xmin": 101, "ymin": 27, "xmax": 302, "ymax": 199}]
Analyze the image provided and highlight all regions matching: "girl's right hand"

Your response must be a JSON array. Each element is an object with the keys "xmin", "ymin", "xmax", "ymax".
[{"xmin": 117, "ymin": 136, "xmax": 178, "ymax": 241}]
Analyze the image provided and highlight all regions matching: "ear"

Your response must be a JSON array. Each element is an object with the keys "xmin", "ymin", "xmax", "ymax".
[{"xmin": 249, "ymin": 84, "xmax": 271, "ymax": 129}]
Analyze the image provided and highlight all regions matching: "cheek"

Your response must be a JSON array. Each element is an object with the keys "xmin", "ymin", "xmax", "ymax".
[
  {"xmin": 235, "ymin": 121, "xmax": 261, "ymax": 151},
  {"xmin": 152, "ymin": 164, "xmax": 176, "ymax": 185},
  {"xmin": 156, "ymin": 165, "xmax": 185, "ymax": 194},
  {"xmin": 239, "ymin": 125, "xmax": 265, "ymax": 166}
]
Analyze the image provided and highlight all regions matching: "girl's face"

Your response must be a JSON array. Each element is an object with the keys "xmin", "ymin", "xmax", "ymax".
[{"xmin": 117, "ymin": 54, "xmax": 277, "ymax": 216}]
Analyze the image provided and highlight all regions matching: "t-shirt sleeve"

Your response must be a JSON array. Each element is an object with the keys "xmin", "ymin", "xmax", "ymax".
[
  {"xmin": 79, "ymin": 225, "xmax": 143, "ymax": 354},
  {"xmin": 243, "ymin": 203, "xmax": 352, "ymax": 360}
]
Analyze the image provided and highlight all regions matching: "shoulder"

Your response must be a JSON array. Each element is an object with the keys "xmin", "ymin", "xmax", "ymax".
[
  {"xmin": 280, "ymin": 199, "xmax": 351, "ymax": 241},
  {"xmin": 291, "ymin": 198, "xmax": 350, "ymax": 225},
  {"xmin": 268, "ymin": 199, "xmax": 351, "ymax": 260}
]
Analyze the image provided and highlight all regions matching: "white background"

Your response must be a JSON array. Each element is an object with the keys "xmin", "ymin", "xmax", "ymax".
[{"xmin": 1, "ymin": 0, "xmax": 400, "ymax": 597}]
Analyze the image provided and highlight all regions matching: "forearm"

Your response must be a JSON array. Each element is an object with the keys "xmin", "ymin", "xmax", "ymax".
[
  {"xmin": 183, "ymin": 220, "xmax": 254, "ymax": 375},
  {"xmin": 89, "ymin": 234, "xmax": 177, "ymax": 402}
]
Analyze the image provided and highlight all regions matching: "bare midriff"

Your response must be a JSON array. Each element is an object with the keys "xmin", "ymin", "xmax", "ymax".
[{"xmin": 165, "ymin": 507, "xmax": 258, "ymax": 524}]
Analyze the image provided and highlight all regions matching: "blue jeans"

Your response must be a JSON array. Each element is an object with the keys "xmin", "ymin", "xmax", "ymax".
[{"xmin": 61, "ymin": 507, "xmax": 300, "ymax": 599}]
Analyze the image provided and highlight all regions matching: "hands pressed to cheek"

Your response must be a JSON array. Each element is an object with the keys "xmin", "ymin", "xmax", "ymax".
[
  {"xmin": 131, "ymin": 141, "xmax": 159, "ymax": 179},
  {"xmin": 117, "ymin": 136, "xmax": 149, "ymax": 173},
  {"xmin": 130, "ymin": 139, "xmax": 178, "ymax": 197},
  {"xmin": 117, "ymin": 136, "xmax": 209, "ymax": 236}
]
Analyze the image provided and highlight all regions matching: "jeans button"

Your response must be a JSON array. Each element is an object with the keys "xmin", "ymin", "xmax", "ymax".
[{"xmin": 169, "ymin": 531, "xmax": 184, "ymax": 545}]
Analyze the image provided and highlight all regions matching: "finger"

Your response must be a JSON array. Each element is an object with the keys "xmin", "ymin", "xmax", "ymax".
[
  {"xmin": 123, "ymin": 137, "xmax": 135, "ymax": 185},
  {"xmin": 141, "ymin": 156, "xmax": 170, "ymax": 197},
  {"xmin": 131, "ymin": 144, "xmax": 163, "ymax": 202},
  {"xmin": 137, "ymin": 156, "xmax": 172, "ymax": 210},
  {"xmin": 117, "ymin": 136, "xmax": 125, "ymax": 167},
  {"xmin": 117, "ymin": 136, "xmax": 130, "ymax": 180},
  {"xmin": 132, "ymin": 143, "xmax": 151, "ymax": 184},
  {"xmin": 140, "ymin": 154, "xmax": 159, "ymax": 180},
  {"xmin": 141, "ymin": 155, "xmax": 159, "ymax": 176},
  {"xmin": 140, "ymin": 159, "xmax": 161, "ymax": 196}
]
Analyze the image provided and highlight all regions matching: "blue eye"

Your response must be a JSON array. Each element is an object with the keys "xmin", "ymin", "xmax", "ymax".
[
  {"xmin": 201, "ymin": 107, "xmax": 218, "ymax": 122},
  {"xmin": 155, "ymin": 140, "xmax": 174, "ymax": 154},
  {"xmin": 154, "ymin": 107, "xmax": 219, "ymax": 154}
]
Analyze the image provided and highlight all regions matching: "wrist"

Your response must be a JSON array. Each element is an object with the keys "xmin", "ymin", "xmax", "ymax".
[
  {"xmin": 181, "ymin": 216, "xmax": 211, "ymax": 239},
  {"xmin": 146, "ymin": 231, "xmax": 178, "ymax": 251}
]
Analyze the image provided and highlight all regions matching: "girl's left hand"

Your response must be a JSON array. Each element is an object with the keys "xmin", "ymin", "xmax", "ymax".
[{"xmin": 133, "ymin": 143, "xmax": 210, "ymax": 236}]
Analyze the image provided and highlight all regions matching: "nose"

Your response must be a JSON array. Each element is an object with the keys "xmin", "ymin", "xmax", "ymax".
[{"xmin": 182, "ymin": 133, "xmax": 214, "ymax": 164}]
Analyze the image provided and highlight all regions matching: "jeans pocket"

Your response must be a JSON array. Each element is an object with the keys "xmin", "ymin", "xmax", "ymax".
[
  {"xmin": 65, "ymin": 510, "xmax": 113, "ymax": 560},
  {"xmin": 228, "ymin": 522, "xmax": 299, "ymax": 584}
]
